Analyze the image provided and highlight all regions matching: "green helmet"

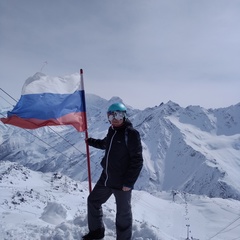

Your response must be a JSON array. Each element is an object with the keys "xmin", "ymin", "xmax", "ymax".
[{"xmin": 107, "ymin": 103, "xmax": 127, "ymax": 113}]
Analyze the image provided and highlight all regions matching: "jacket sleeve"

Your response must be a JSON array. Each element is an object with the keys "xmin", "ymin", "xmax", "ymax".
[
  {"xmin": 87, "ymin": 137, "xmax": 107, "ymax": 150},
  {"xmin": 123, "ymin": 128, "xmax": 143, "ymax": 188}
]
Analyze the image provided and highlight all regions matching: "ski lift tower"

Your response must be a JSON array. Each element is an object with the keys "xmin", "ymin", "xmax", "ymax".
[{"xmin": 186, "ymin": 224, "xmax": 190, "ymax": 240}]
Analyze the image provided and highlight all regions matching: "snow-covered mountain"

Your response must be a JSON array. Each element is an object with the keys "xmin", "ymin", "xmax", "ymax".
[
  {"xmin": 1, "ymin": 72, "xmax": 240, "ymax": 239},
  {"xmin": 1, "ymin": 91, "xmax": 240, "ymax": 200}
]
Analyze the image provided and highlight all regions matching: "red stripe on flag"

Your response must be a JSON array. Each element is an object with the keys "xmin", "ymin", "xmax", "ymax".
[{"xmin": 1, "ymin": 112, "xmax": 86, "ymax": 132}]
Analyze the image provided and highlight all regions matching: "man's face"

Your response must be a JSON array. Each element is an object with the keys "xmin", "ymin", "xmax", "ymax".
[
  {"xmin": 110, "ymin": 118, "xmax": 124, "ymax": 127},
  {"xmin": 107, "ymin": 111, "xmax": 125, "ymax": 127}
]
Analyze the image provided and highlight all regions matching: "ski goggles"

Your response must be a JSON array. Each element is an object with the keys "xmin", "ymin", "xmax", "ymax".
[{"xmin": 107, "ymin": 111, "xmax": 126, "ymax": 121}]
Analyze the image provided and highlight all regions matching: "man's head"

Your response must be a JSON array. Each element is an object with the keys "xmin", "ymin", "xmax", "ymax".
[{"xmin": 107, "ymin": 103, "xmax": 127, "ymax": 127}]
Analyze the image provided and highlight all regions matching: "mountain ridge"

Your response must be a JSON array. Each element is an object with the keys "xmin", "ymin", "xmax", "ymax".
[{"xmin": 1, "ymin": 94, "xmax": 240, "ymax": 200}]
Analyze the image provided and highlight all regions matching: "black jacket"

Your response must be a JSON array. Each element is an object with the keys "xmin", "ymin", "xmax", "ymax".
[{"xmin": 87, "ymin": 119, "xmax": 143, "ymax": 189}]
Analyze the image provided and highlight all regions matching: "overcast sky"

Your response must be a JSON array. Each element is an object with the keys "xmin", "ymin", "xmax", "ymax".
[{"xmin": 1, "ymin": 0, "xmax": 240, "ymax": 110}]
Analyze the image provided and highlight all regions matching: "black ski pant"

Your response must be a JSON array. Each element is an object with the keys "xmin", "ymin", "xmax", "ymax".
[{"xmin": 87, "ymin": 181, "xmax": 132, "ymax": 240}]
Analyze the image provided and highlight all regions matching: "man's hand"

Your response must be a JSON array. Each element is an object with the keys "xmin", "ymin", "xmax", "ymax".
[{"xmin": 122, "ymin": 186, "xmax": 131, "ymax": 191}]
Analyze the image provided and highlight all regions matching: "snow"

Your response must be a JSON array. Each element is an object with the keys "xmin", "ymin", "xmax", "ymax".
[
  {"xmin": 1, "ymin": 75, "xmax": 240, "ymax": 239},
  {"xmin": 1, "ymin": 162, "xmax": 240, "ymax": 240}
]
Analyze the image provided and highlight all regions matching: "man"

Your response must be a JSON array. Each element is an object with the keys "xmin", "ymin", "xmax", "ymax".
[{"xmin": 82, "ymin": 102, "xmax": 143, "ymax": 240}]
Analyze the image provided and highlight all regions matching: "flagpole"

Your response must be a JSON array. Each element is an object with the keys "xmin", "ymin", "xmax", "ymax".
[{"xmin": 80, "ymin": 69, "xmax": 92, "ymax": 193}]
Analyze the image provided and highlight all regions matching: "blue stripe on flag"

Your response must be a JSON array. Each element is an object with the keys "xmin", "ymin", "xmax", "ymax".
[{"xmin": 7, "ymin": 90, "xmax": 86, "ymax": 120}]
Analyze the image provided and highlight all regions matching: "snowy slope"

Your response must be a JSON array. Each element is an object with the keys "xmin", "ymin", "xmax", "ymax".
[{"xmin": 1, "ymin": 161, "xmax": 240, "ymax": 240}]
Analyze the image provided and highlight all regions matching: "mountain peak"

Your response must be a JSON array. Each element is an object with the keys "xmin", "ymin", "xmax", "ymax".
[{"xmin": 1, "ymin": 94, "xmax": 240, "ymax": 201}]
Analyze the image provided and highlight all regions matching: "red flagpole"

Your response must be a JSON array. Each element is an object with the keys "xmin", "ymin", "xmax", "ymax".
[{"xmin": 80, "ymin": 69, "xmax": 92, "ymax": 193}]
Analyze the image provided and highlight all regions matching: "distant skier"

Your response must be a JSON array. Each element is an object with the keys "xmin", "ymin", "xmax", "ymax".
[{"xmin": 82, "ymin": 102, "xmax": 143, "ymax": 240}]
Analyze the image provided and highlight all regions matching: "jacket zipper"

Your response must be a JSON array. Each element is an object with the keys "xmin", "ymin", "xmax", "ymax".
[{"xmin": 104, "ymin": 130, "xmax": 117, "ymax": 186}]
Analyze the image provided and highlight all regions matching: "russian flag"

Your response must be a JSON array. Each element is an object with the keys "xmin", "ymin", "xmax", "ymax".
[{"xmin": 1, "ymin": 72, "xmax": 87, "ymax": 132}]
